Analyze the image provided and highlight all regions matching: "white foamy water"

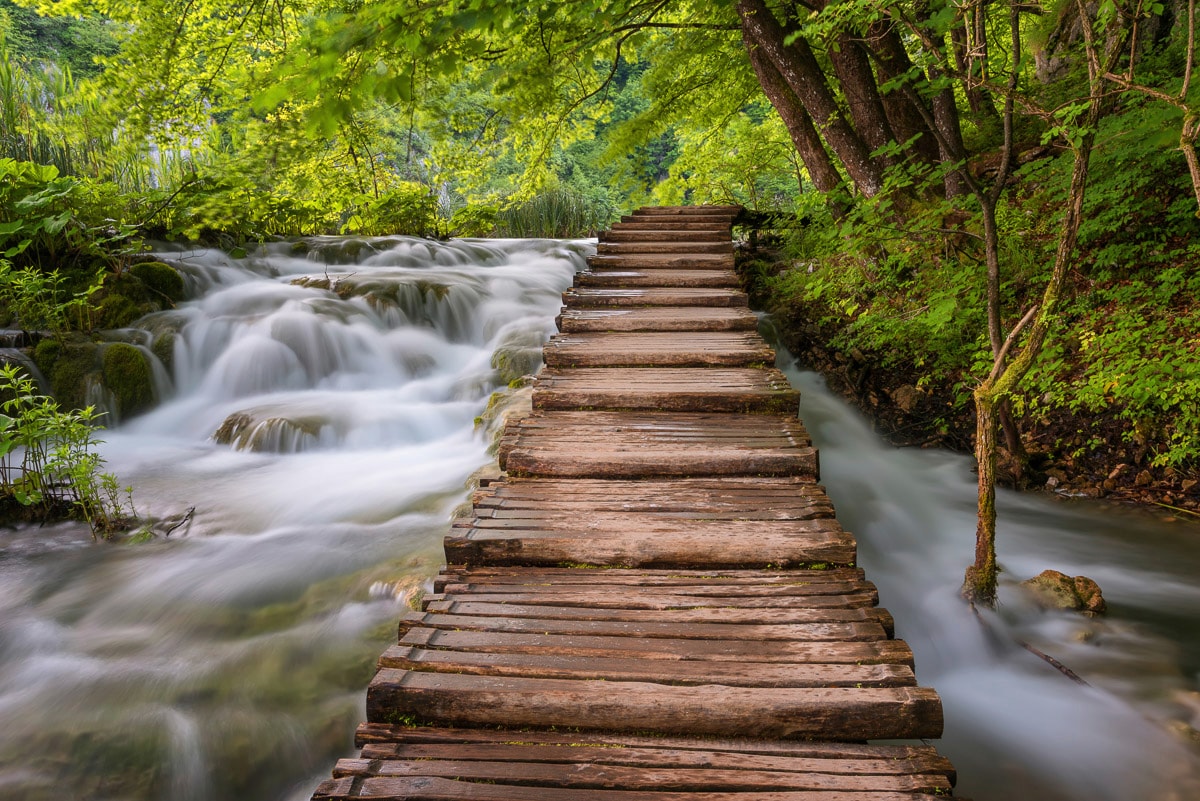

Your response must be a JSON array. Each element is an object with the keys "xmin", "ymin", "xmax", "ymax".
[{"xmin": 0, "ymin": 236, "xmax": 587, "ymax": 801}]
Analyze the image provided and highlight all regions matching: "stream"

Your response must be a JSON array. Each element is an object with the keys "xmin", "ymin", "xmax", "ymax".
[{"xmin": 0, "ymin": 236, "xmax": 1197, "ymax": 801}]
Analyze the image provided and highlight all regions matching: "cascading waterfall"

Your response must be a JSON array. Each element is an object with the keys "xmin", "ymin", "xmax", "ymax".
[{"xmin": 0, "ymin": 236, "xmax": 588, "ymax": 801}]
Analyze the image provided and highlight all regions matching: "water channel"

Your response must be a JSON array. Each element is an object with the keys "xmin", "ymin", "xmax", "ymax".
[{"xmin": 0, "ymin": 236, "xmax": 1196, "ymax": 800}]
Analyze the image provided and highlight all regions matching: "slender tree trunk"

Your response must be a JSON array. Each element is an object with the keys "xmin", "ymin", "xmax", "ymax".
[
  {"xmin": 737, "ymin": 0, "xmax": 884, "ymax": 195},
  {"xmin": 951, "ymin": 13, "xmax": 1000, "ymax": 121},
  {"xmin": 827, "ymin": 34, "xmax": 897, "ymax": 161},
  {"xmin": 963, "ymin": 388, "xmax": 999, "ymax": 604}
]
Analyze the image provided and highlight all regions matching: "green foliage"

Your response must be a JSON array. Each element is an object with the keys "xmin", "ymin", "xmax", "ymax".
[
  {"xmin": 0, "ymin": 362, "xmax": 136, "ymax": 538},
  {"xmin": 495, "ymin": 187, "xmax": 618, "ymax": 238},
  {"xmin": 342, "ymin": 185, "xmax": 438, "ymax": 237}
]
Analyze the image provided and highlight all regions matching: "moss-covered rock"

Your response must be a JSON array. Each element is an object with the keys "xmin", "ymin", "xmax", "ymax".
[
  {"xmin": 150, "ymin": 332, "xmax": 176, "ymax": 374},
  {"xmin": 33, "ymin": 338, "xmax": 102, "ymax": 411},
  {"xmin": 1020, "ymin": 569, "xmax": 1107, "ymax": 616},
  {"xmin": 129, "ymin": 261, "xmax": 186, "ymax": 302},
  {"xmin": 94, "ymin": 292, "xmax": 142, "ymax": 329},
  {"xmin": 101, "ymin": 343, "xmax": 154, "ymax": 419}
]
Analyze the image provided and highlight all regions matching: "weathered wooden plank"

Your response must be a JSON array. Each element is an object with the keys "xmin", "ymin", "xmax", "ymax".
[
  {"xmin": 419, "ymin": 591, "xmax": 881, "ymax": 611},
  {"xmin": 352, "ymin": 725, "xmax": 952, "ymax": 764},
  {"xmin": 331, "ymin": 758, "xmax": 950, "ymax": 793},
  {"xmin": 543, "ymin": 332, "xmax": 775, "ymax": 368},
  {"xmin": 613, "ymin": 220, "xmax": 731, "ymax": 231},
  {"xmin": 631, "ymin": 205, "xmax": 741, "ymax": 216},
  {"xmin": 389, "ymin": 629, "xmax": 912, "ymax": 664},
  {"xmin": 315, "ymin": 774, "xmax": 944, "ymax": 801},
  {"xmin": 532, "ymin": 367, "xmax": 798, "ymax": 413},
  {"xmin": 367, "ymin": 670, "xmax": 943, "ymax": 740},
  {"xmin": 354, "ymin": 742, "xmax": 951, "ymax": 778},
  {"xmin": 396, "ymin": 612, "xmax": 886, "ymax": 642},
  {"xmin": 435, "ymin": 580, "xmax": 873, "ymax": 598},
  {"xmin": 597, "ymin": 241, "xmax": 733, "ymax": 254},
  {"xmin": 586, "ymin": 253, "xmax": 735, "ymax": 269},
  {"xmin": 562, "ymin": 287, "xmax": 748, "ymax": 308},
  {"xmin": 557, "ymin": 307, "xmax": 758, "ymax": 333},
  {"xmin": 471, "ymin": 478, "xmax": 833, "ymax": 516},
  {"xmin": 443, "ymin": 524, "xmax": 854, "ymax": 569},
  {"xmin": 419, "ymin": 602, "xmax": 894, "ymax": 638},
  {"xmin": 434, "ymin": 567, "xmax": 864, "ymax": 586},
  {"xmin": 379, "ymin": 646, "xmax": 911, "ymax": 688},
  {"xmin": 575, "ymin": 269, "xmax": 740, "ymax": 288},
  {"xmin": 498, "ymin": 412, "xmax": 818, "ymax": 480}
]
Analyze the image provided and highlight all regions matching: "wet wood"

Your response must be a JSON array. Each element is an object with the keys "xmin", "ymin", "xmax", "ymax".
[
  {"xmin": 557, "ymin": 307, "xmax": 758, "ymax": 334},
  {"xmin": 308, "ymin": 205, "xmax": 958, "ymax": 801},
  {"xmin": 597, "ymin": 241, "xmax": 733, "ymax": 254},
  {"xmin": 587, "ymin": 253, "xmax": 735, "ymax": 269},
  {"xmin": 498, "ymin": 411, "xmax": 818, "ymax": 479},
  {"xmin": 543, "ymin": 332, "xmax": 774, "ymax": 368},
  {"xmin": 367, "ymin": 669, "xmax": 942, "ymax": 740},
  {"xmin": 533, "ymin": 368, "xmax": 798, "ymax": 413},
  {"xmin": 562, "ymin": 287, "xmax": 748, "ymax": 308},
  {"xmin": 575, "ymin": 269, "xmax": 740, "ymax": 288}
]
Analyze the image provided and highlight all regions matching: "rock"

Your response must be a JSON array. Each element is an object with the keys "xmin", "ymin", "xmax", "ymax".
[
  {"xmin": 1021, "ymin": 569, "xmax": 1107, "ymax": 616},
  {"xmin": 1182, "ymin": 479, "xmax": 1197, "ymax": 494},
  {"xmin": 1135, "ymin": 469, "xmax": 1153, "ymax": 486},
  {"xmin": 1073, "ymin": 575, "xmax": 1107, "ymax": 615},
  {"xmin": 890, "ymin": 384, "xmax": 921, "ymax": 413},
  {"xmin": 102, "ymin": 343, "xmax": 155, "ymax": 420},
  {"xmin": 129, "ymin": 261, "xmax": 186, "ymax": 302}
]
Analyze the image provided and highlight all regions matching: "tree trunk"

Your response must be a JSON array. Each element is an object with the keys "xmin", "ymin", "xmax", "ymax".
[
  {"xmin": 827, "ymin": 34, "xmax": 897, "ymax": 162},
  {"xmin": 950, "ymin": 19, "xmax": 1000, "ymax": 121},
  {"xmin": 866, "ymin": 22, "xmax": 943, "ymax": 171},
  {"xmin": 962, "ymin": 387, "xmax": 999, "ymax": 606},
  {"xmin": 736, "ymin": 0, "xmax": 884, "ymax": 196},
  {"xmin": 743, "ymin": 36, "xmax": 848, "ymax": 210}
]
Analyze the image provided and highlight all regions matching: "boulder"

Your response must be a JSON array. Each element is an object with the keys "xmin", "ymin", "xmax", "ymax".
[{"xmin": 1020, "ymin": 569, "xmax": 1107, "ymax": 616}]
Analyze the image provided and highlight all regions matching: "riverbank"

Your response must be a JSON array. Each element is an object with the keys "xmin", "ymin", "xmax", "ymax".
[{"xmin": 738, "ymin": 245, "xmax": 1200, "ymax": 520}]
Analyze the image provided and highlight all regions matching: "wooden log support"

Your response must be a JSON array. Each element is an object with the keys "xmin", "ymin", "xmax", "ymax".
[{"xmin": 308, "ymin": 205, "xmax": 959, "ymax": 801}]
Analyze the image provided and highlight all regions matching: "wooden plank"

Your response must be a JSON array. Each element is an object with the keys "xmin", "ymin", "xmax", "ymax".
[
  {"xmin": 396, "ymin": 612, "xmax": 886, "ymax": 642},
  {"xmin": 632, "ymin": 205, "xmax": 741, "ymax": 216},
  {"xmin": 562, "ymin": 288, "xmax": 748, "ymax": 307},
  {"xmin": 543, "ymin": 332, "xmax": 775, "ymax": 368},
  {"xmin": 498, "ymin": 412, "xmax": 818, "ymax": 480},
  {"xmin": 435, "ymin": 580, "xmax": 873, "ymax": 598},
  {"xmin": 331, "ymin": 758, "xmax": 950, "ymax": 793},
  {"xmin": 315, "ymin": 774, "xmax": 945, "ymax": 800},
  {"xmin": 471, "ymin": 478, "xmax": 832, "ymax": 516},
  {"xmin": 389, "ymin": 629, "xmax": 912, "ymax": 664},
  {"xmin": 419, "ymin": 592, "xmax": 881, "ymax": 611},
  {"xmin": 420, "ymin": 601, "xmax": 894, "ymax": 638},
  {"xmin": 600, "ymin": 230, "xmax": 731, "ymax": 243},
  {"xmin": 597, "ymin": 241, "xmax": 733, "ymax": 254},
  {"xmin": 443, "ymin": 525, "xmax": 854, "ymax": 568},
  {"xmin": 366, "ymin": 670, "xmax": 943, "ymax": 740},
  {"xmin": 532, "ymin": 367, "xmax": 798, "ymax": 413},
  {"xmin": 380, "ymin": 646, "xmax": 913, "ymax": 688},
  {"xmin": 586, "ymin": 254, "xmax": 735, "ymax": 269},
  {"xmin": 575, "ymin": 270, "xmax": 740, "ymax": 288},
  {"xmin": 612, "ymin": 221, "xmax": 731, "ymax": 231},
  {"xmin": 557, "ymin": 307, "xmax": 758, "ymax": 333},
  {"xmin": 355, "ymin": 742, "xmax": 951, "ymax": 778},
  {"xmin": 435, "ymin": 567, "xmax": 863, "ymax": 585},
  {"xmin": 352, "ymin": 725, "xmax": 952, "ymax": 764}
]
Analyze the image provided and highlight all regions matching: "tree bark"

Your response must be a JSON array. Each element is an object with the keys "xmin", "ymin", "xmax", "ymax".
[
  {"xmin": 736, "ymin": 0, "xmax": 884, "ymax": 196},
  {"xmin": 866, "ymin": 22, "xmax": 942, "ymax": 171},
  {"xmin": 962, "ymin": 388, "xmax": 999, "ymax": 605},
  {"xmin": 951, "ymin": 15, "xmax": 1001, "ymax": 121},
  {"xmin": 743, "ymin": 36, "xmax": 848, "ymax": 207}
]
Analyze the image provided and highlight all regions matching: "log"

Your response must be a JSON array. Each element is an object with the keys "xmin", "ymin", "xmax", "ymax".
[{"xmin": 366, "ymin": 670, "xmax": 943, "ymax": 740}]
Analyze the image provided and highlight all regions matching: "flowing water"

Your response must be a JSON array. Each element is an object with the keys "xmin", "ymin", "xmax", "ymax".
[
  {"xmin": 0, "ymin": 239, "xmax": 1197, "ymax": 801},
  {"xmin": 0, "ymin": 236, "xmax": 589, "ymax": 801},
  {"xmin": 776, "ymin": 346, "xmax": 1200, "ymax": 801}
]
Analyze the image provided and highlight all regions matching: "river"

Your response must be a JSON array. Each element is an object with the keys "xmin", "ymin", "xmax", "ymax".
[{"xmin": 0, "ymin": 237, "xmax": 1197, "ymax": 800}]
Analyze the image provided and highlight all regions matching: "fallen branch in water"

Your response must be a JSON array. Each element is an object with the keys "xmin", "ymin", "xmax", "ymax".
[
  {"xmin": 163, "ymin": 507, "xmax": 195, "ymax": 537},
  {"xmin": 1151, "ymin": 500, "xmax": 1200, "ymax": 519},
  {"xmin": 969, "ymin": 602, "xmax": 1089, "ymax": 686}
]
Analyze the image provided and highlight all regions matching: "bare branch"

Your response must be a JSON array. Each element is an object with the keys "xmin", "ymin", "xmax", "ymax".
[{"xmin": 988, "ymin": 303, "xmax": 1039, "ymax": 383}]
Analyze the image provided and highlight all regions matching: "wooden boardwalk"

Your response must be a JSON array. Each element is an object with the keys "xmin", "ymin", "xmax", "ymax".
[{"xmin": 313, "ymin": 206, "xmax": 959, "ymax": 800}]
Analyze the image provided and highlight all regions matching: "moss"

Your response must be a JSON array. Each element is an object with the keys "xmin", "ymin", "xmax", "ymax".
[
  {"xmin": 129, "ymin": 261, "xmax": 185, "ymax": 302},
  {"xmin": 102, "ymin": 343, "xmax": 154, "ymax": 419},
  {"xmin": 150, "ymin": 332, "xmax": 175, "ymax": 373},
  {"xmin": 35, "ymin": 339, "xmax": 101, "ymax": 411},
  {"xmin": 94, "ymin": 292, "xmax": 142, "ymax": 329}
]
